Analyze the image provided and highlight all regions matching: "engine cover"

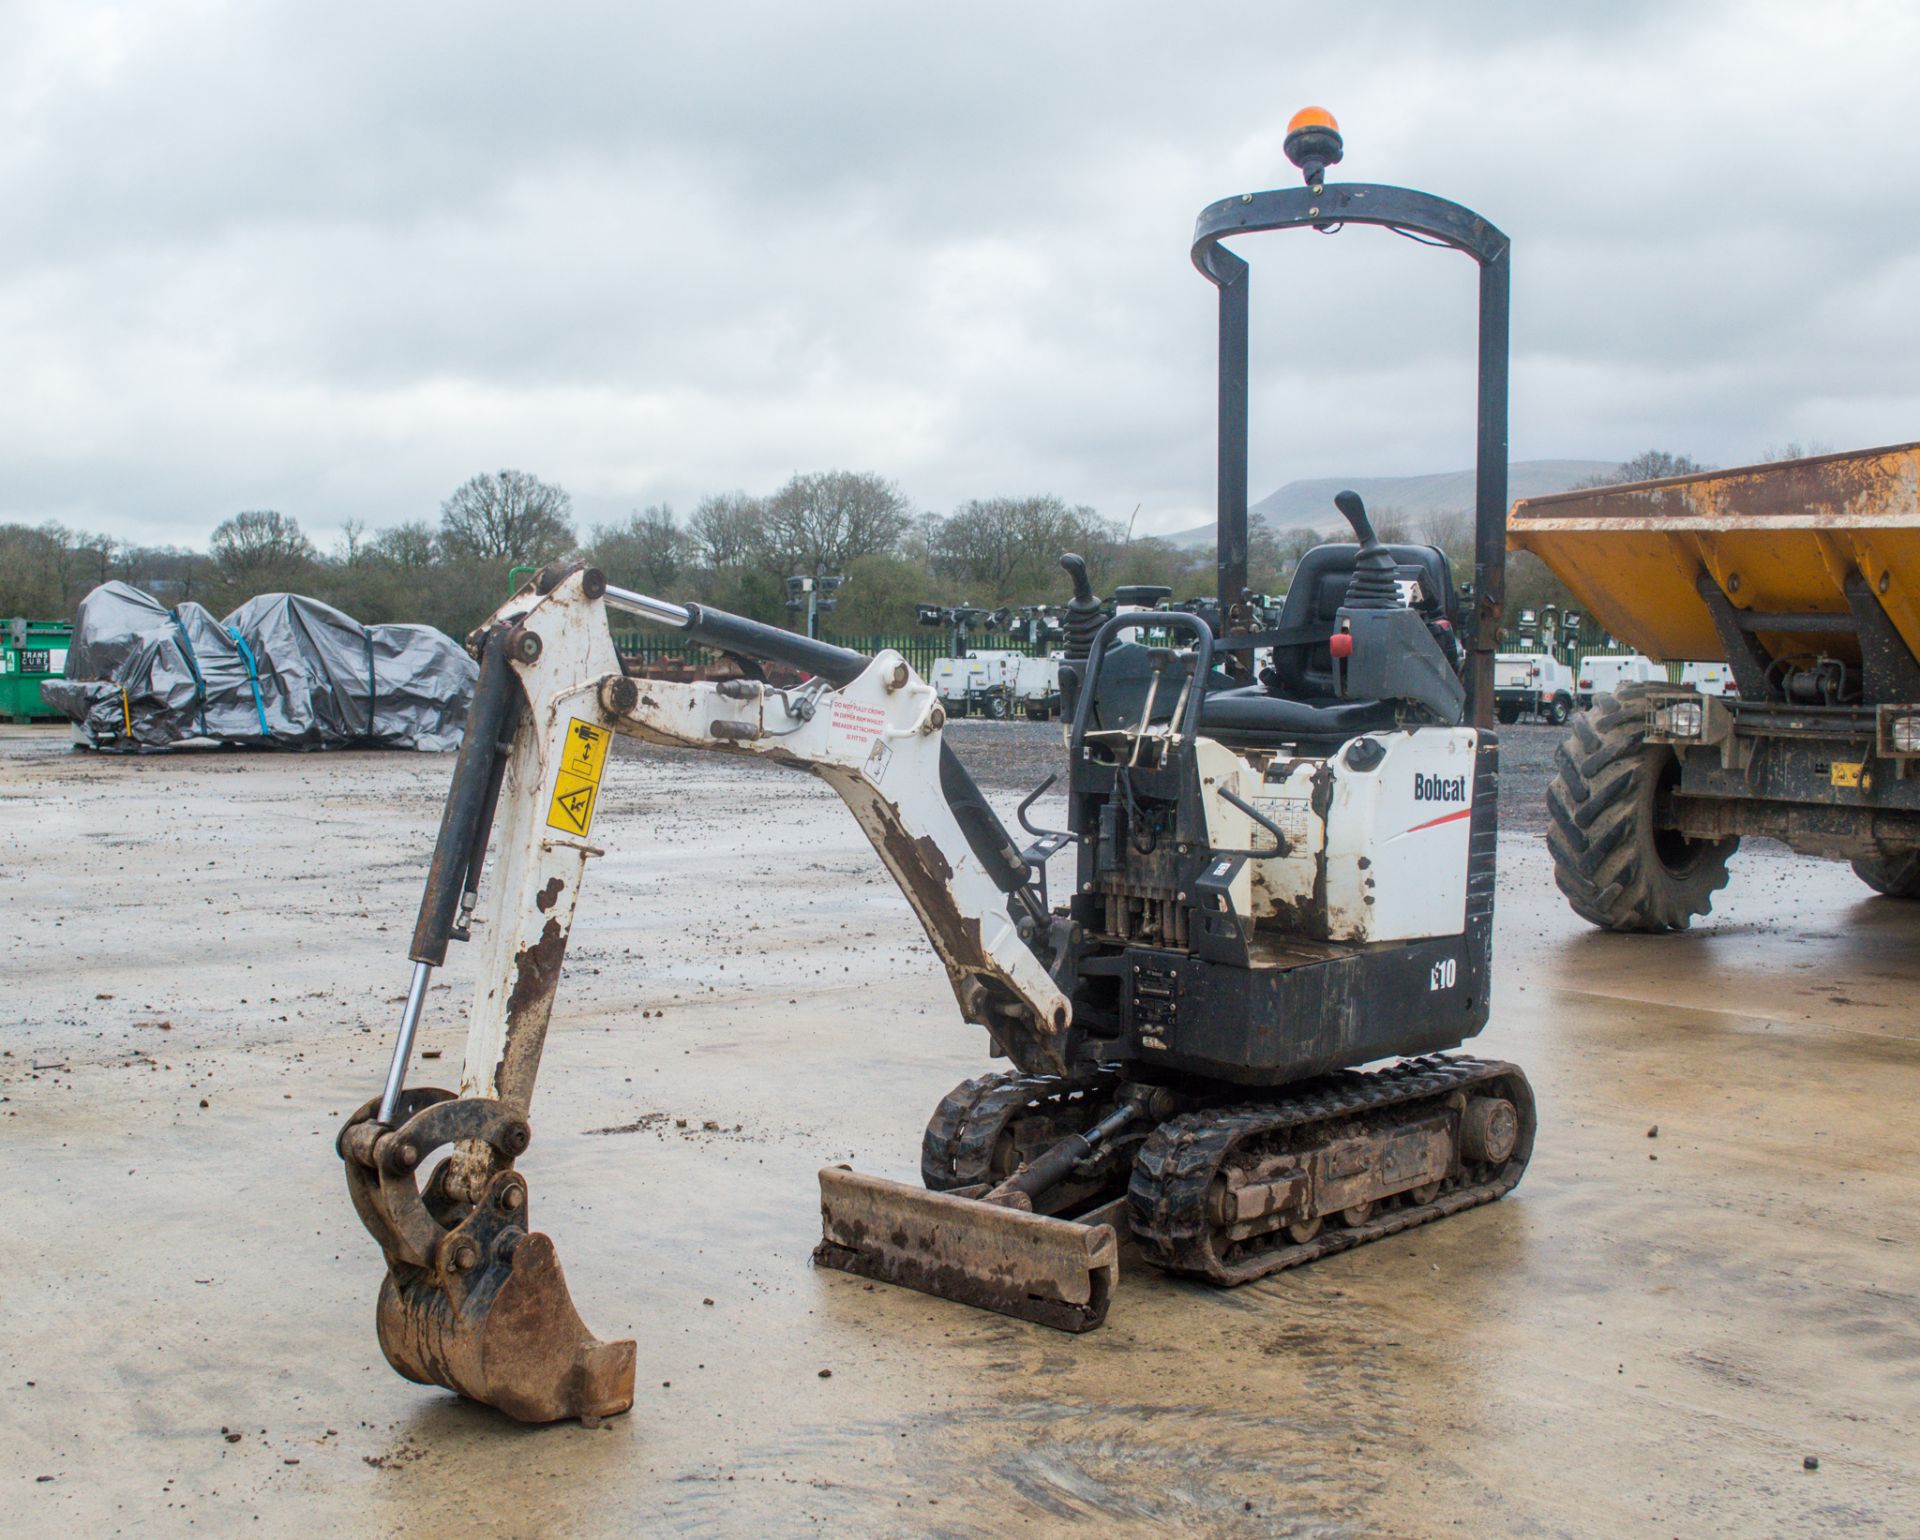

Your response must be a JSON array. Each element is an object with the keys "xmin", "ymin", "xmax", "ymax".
[{"xmin": 1202, "ymin": 728, "xmax": 1479, "ymax": 943}]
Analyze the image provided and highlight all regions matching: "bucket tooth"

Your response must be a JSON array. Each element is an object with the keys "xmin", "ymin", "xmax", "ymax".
[{"xmin": 813, "ymin": 1167, "xmax": 1117, "ymax": 1332}]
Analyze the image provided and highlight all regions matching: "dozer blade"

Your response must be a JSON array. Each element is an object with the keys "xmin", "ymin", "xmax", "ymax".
[
  {"xmin": 813, "ymin": 1167, "xmax": 1117, "ymax": 1332},
  {"xmin": 376, "ymin": 1229, "xmax": 637, "ymax": 1425}
]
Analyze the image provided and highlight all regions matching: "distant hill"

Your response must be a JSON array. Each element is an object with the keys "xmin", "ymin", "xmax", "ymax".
[{"xmin": 1164, "ymin": 460, "xmax": 1618, "ymax": 548}]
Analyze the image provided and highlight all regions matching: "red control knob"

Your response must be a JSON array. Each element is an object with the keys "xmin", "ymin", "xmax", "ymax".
[{"xmin": 1328, "ymin": 632, "xmax": 1354, "ymax": 659}]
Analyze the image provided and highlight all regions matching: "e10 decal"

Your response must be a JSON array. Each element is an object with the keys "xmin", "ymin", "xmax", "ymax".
[{"xmin": 1429, "ymin": 957, "xmax": 1457, "ymax": 992}]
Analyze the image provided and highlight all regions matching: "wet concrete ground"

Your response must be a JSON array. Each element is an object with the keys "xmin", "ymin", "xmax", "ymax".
[{"xmin": 1, "ymin": 721, "xmax": 1915, "ymax": 1537}]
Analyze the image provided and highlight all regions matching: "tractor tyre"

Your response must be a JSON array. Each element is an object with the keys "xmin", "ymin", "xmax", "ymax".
[
  {"xmin": 1546, "ymin": 686, "xmax": 1738, "ymax": 932},
  {"xmin": 1851, "ymin": 852, "xmax": 1920, "ymax": 897}
]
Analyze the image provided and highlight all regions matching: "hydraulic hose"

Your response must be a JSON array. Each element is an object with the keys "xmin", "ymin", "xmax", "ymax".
[{"xmin": 627, "ymin": 595, "xmax": 1040, "ymax": 908}]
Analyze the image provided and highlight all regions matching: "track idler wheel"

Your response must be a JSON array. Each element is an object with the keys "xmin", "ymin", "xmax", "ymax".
[{"xmin": 338, "ymin": 1090, "xmax": 636, "ymax": 1424}]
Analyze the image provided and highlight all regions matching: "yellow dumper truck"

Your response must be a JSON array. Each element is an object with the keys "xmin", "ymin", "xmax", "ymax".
[{"xmin": 1508, "ymin": 441, "xmax": 1920, "ymax": 929}]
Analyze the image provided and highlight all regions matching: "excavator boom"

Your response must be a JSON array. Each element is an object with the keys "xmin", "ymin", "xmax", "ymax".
[{"xmin": 337, "ymin": 566, "xmax": 1099, "ymax": 1420}]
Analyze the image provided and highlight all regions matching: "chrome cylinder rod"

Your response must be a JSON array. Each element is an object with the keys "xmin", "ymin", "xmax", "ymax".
[
  {"xmin": 602, "ymin": 585, "xmax": 691, "ymax": 628},
  {"xmin": 376, "ymin": 959, "xmax": 434, "ymax": 1125}
]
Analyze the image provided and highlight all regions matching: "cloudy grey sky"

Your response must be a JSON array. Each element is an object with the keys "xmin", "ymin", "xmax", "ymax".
[{"xmin": 5, "ymin": 1, "xmax": 1917, "ymax": 550}]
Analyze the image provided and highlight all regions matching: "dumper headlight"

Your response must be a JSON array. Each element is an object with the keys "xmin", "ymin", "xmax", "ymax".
[
  {"xmin": 1892, "ymin": 714, "xmax": 1920, "ymax": 754},
  {"xmin": 1654, "ymin": 700, "xmax": 1704, "ymax": 738}
]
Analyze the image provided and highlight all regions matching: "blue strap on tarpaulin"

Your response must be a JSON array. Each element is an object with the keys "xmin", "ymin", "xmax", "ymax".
[
  {"xmin": 226, "ymin": 626, "xmax": 270, "ymax": 737},
  {"xmin": 365, "ymin": 632, "xmax": 377, "ymax": 739},
  {"xmin": 168, "ymin": 610, "xmax": 210, "ymax": 737}
]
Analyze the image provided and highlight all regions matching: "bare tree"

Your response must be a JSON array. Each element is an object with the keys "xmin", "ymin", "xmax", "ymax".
[
  {"xmin": 687, "ymin": 492, "xmax": 765, "ymax": 571},
  {"xmin": 1576, "ymin": 450, "xmax": 1710, "ymax": 489},
  {"xmin": 210, "ymin": 509, "xmax": 316, "ymax": 589},
  {"xmin": 1618, "ymin": 450, "xmax": 1708, "ymax": 482},
  {"xmin": 1105, "ymin": 535, "xmax": 1193, "ymax": 594},
  {"xmin": 591, "ymin": 504, "xmax": 687, "ymax": 595},
  {"xmin": 1761, "ymin": 440, "xmax": 1833, "ymax": 463},
  {"xmin": 759, "ymin": 470, "xmax": 913, "ymax": 579},
  {"xmin": 1366, "ymin": 503, "xmax": 1412, "ymax": 544},
  {"xmin": 120, "ymin": 543, "xmax": 213, "ymax": 603},
  {"xmin": 371, "ymin": 521, "xmax": 440, "ymax": 568},
  {"xmin": 1245, "ymin": 524, "xmax": 1286, "ymax": 593},
  {"xmin": 0, "ymin": 523, "xmax": 71, "ymax": 616},
  {"xmin": 1414, "ymin": 509, "xmax": 1475, "ymax": 575},
  {"xmin": 930, "ymin": 495, "xmax": 1118, "ymax": 601},
  {"xmin": 912, "ymin": 510, "xmax": 943, "ymax": 562},
  {"xmin": 70, "ymin": 532, "xmax": 123, "ymax": 588},
  {"xmin": 1230, "ymin": 520, "xmax": 1330, "ymax": 599},
  {"xmin": 438, "ymin": 469, "xmax": 576, "ymax": 562},
  {"xmin": 1273, "ymin": 524, "xmax": 1327, "ymax": 561}
]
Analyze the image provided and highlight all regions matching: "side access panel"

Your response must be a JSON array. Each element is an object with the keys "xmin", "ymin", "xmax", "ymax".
[{"xmin": 1093, "ymin": 737, "xmax": 1498, "ymax": 1088}]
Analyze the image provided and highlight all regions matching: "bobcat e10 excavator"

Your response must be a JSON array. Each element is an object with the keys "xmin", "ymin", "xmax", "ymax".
[{"xmin": 337, "ymin": 109, "xmax": 1533, "ymax": 1423}]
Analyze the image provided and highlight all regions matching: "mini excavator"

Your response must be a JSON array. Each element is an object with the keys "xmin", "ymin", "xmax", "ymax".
[{"xmin": 338, "ymin": 110, "xmax": 1533, "ymax": 1423}]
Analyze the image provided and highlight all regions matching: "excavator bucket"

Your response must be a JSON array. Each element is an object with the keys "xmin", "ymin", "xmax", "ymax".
[
  {"xmin": 375, "ymin": 1229, "xmax": 637, "ymax": 1426},
  {"xmin": 813, "ymin": 1167, "xmax": 1118, "ymax": 1332},
  {"xmin": 339, "ymin": 1090, "xmax": 637, "ymax": 1424}
]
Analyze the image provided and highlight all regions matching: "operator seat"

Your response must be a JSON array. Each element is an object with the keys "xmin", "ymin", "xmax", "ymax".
[
  {"xmin": 1268, "ymin": 542, "xmax": 1457, "ymax": 699},
  {"xmin": 1195, "ymin": 540, "xmax": 1459, "ymax": 749}
]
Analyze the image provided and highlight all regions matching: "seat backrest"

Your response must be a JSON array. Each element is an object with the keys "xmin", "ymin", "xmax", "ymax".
[{"xmin": 1269, "ymin": 542, "xmax": 1457, "ymax": 700}]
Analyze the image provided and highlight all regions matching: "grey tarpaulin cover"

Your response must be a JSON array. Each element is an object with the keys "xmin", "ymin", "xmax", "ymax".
[{"xmin": 42, "ymin": 581, "xmax": 479, "ymax": 752}]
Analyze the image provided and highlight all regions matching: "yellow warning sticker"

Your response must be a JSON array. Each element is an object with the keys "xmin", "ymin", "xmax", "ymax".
[
  {"xmin": 559, "ymin": 717, "xmax": 610, "ymax": 782},
  {"xmin": 1830, "ymin": 761, "xmax": 1866, "ymax": 788},
  {"xmin": 547, "ymin": 718, "xmax": 611, "ymax": 835}
]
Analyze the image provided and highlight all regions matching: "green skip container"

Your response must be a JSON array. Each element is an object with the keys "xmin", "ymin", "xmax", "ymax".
[{"xmin": 0, "ymin": 619, "xmax": 74, "ymax": 722}]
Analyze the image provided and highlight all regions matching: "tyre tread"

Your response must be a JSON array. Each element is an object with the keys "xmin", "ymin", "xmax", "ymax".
[{"xmin": 1545, "ymin": 688, "xmax": 1734, "ymax": 931}]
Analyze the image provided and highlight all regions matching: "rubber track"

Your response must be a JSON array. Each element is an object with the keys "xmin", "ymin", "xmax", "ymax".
[
  {"xmin": 1127, "ymin": 1056, "xmax": 1534, "ymax": 1286},
  {"xmin": 920, "ymin": 1068, "xmax": 1121, "ymax": 1191}
]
